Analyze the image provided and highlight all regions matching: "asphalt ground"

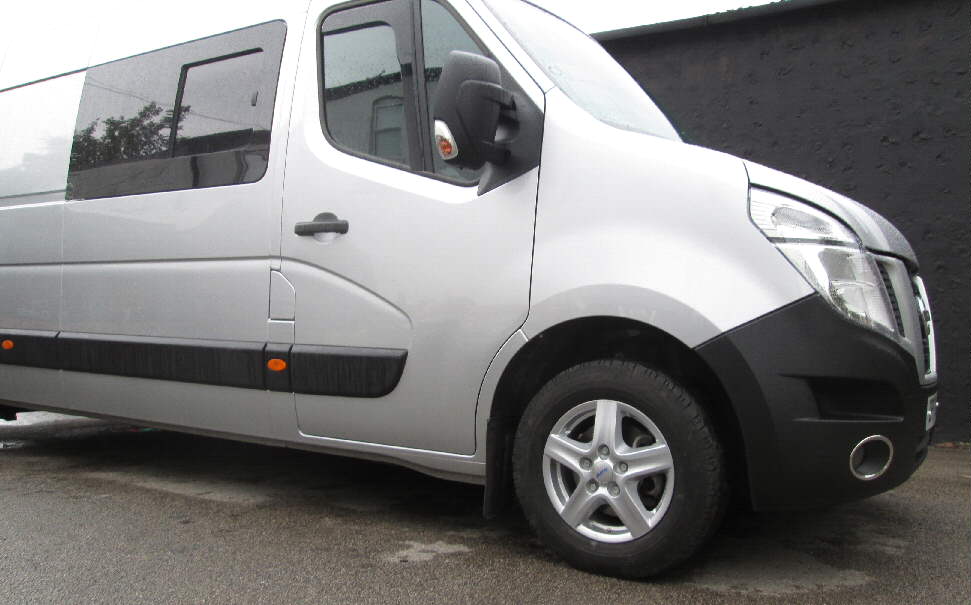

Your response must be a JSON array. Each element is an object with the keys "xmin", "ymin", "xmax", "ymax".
[{"xmin": 0, "ymin": 412, "xmax": 968, "ymax": 604}]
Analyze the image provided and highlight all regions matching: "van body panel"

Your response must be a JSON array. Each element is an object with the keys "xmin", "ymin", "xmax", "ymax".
[
  {"xmin": 473, "ymin": 327, "xmax": 529, "ymax": 457},
  {"xmin": 59, "ymin": 370, "xmax": 285, "ymax": 440},
  {"xmin": 59, "ymin": 180, "xmax": 279, "ymax": 262},
  {"xmin": 526, "ymin": 89, "xmax": 813, "ymax": 347},
  {"xmin": 521, "ymin": 284, "xmax": 722, "ymax": 348},
  {"xmin": 288, "ymin": 426, "xmax": 487, "ymax": 484},
  {"xmin": 0, "ymin": 73, "xmax": 84, "ymax": 333},
  {"xmin": 282, "ymin": 163, "xmax": 540, "ymax": 455},
  {"xmin": 0, "ymin": 267, "xmax": 61, "ymax": 332},
  {"xmin": 59, "ymin": 260, "xmax": 272, "ymax": 342},
  {"xmin": 0, "ymin": 203, "xmax": 64, "ymax": 266},
  {"xmin": 279, "ymin": 259, "xmax": 412, "ymax": 350},
  {"xmin": 278, "ymin": 0, "xmax": 543, "ymax": 455},
  {"xmin": 0, "ymin": 366, "xmax": 62, "ymax": 411},
  {"xmin": 269, "ymin": 270, "xmax": 296, "ymax": 321}
]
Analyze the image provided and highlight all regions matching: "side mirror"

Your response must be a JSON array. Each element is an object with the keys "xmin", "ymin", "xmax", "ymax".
[{"xmin": 432, "ymin": 51, "xmax": 514, "ymax": 170}]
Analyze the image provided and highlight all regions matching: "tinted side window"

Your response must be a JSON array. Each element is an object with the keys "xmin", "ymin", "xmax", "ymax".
[
  {"xmin": 322, "ymin": 24, "xmax": 406, "ymax": 165},
  {"xmin": 67, "ymin": 21, "xmax": 285, "ymax": 200},
  {"xmin": 420, "ymin": 0, "xmax": 487, "ymax": 182},
  {"xmin": 318, "ymin": 1, "xmax": 493, "ymax": 183},
  {"xmin": 370, "ymin": 96, "xmax": 406, "ymax": 161},
  {"xmin": 322, "ymin": 7, "xmax": 413, "ymax": 168},
  {"xmin": 174, "ymin": 50, "xmax": 265, "ymax": 157}
]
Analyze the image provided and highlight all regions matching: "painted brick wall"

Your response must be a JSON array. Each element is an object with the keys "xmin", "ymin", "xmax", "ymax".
[{"xmin": 603, "ymin": 0, "xmax": 969, "ymax": 442}]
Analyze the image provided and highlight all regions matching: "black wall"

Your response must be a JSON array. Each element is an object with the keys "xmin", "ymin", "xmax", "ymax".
[{"xmin": 603, "ymin": 0, "xmax": 969, "ymax": 442}]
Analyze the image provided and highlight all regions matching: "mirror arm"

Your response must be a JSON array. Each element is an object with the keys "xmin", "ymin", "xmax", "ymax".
[{"xmin": 458, "ymin": 80, "xmax": 516, "ymax": 164}]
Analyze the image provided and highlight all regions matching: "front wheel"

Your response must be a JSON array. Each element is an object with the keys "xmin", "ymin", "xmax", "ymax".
[{"xmin": 512, "ymin": 360, "xmax": 726, "ymax": 578}]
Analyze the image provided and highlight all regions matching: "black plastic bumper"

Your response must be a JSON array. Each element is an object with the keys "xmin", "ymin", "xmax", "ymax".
[{"xmin": 696, "ymin": 294, "xmax": 935, "ymax": 510}]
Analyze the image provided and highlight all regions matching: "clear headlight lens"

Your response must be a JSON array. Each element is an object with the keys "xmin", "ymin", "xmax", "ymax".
[{"xmin": 750, "ymin": 188, "xmax": 898, "ymax": 337}]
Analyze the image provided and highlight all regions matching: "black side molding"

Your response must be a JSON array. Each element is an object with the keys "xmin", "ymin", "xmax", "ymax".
[
  {"xmin": 58, "ymin": 332, "xmax": 265, "ymax": 389},
  {"xmin": 291, "ymin": 344, "xmax": 407, "ymax": 398},
  {"xmin": 0, "ymin": 329, "xmax": 407, "ymax": 398},
  {"xmin": 0, "ymin": 328, "xmax": 59, "ymax": 369}
]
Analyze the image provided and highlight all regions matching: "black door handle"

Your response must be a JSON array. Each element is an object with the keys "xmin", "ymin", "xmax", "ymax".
[{"xmin": 294, "ymin": 212, "xmax": 349, "ymax": 236}]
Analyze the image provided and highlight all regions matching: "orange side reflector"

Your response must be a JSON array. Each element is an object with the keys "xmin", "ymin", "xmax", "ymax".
[
  {"xmin": 1, "ymin": 339, "xmax": 13, "ymax": 351},
  {"xmin": 267, "ymin": 358, "xmax": 287, "ymax": 372}
]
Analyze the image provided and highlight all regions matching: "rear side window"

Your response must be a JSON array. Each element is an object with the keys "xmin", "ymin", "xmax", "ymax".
[
  {"xmin": 174, "ymin": 51, "xmax": 266, "ymax": 157},
  {"xmin": 67, "ymin": 21, "xmax": 285, "ymax": 200}
]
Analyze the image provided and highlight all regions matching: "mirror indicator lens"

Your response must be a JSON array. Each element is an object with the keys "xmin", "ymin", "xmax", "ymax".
[{"xmin": 433, "ymin": 119, "xmax": 459, "ymax": 160}]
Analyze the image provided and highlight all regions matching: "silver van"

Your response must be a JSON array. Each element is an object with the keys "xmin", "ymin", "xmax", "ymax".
[{"xmin": 0, "ymin": 0, "xmax": 938, "ymax": 577}]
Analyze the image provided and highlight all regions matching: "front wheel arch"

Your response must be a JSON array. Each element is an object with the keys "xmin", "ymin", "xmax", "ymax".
[{"xmin": 483, "ymin": 316, "xmax": 748, "ymax": 518}]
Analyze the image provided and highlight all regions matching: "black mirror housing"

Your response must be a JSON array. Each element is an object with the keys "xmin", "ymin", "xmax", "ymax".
[{"xmin": 432, "ymin": 51, "xmax": 513, "ymax": 170}]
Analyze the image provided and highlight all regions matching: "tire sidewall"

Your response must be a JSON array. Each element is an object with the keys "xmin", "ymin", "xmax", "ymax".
[{"xmin": 513, "ymin": 362, "xmax": 723, "ymax": 575}]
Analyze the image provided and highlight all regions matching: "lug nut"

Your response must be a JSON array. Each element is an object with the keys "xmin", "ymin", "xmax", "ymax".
[
  {"xmin": 608, "ymin": 482, "xmax": 620, "ymax": 497},
  {"xmin": 586, "ymin": 480, "xmax": 598, "ymax": 493},
  {"xmin": 580, "ymin": 458, "xmax": 592, "ymax": 470},
  {"xmin": 598, "ymin": 445, "xmax": 610, "ymax": 458},
  {"xmin": 617, "ymin": 462, "xmax": 628, "ymax": 473}
]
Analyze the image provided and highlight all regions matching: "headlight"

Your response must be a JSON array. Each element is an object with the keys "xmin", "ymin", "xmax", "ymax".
[{"xmin": 750, "ymin": 188, "xmax": 898, "ymax": 337}]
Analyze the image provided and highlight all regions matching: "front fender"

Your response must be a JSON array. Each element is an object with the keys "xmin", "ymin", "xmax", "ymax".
[
  {"xmin": 521, "ymin": 284, "xmax": 720, "ymax": 348},
  {"xmin": 528, "ymin": 89, "xmax": 813, "ymax": 351}
]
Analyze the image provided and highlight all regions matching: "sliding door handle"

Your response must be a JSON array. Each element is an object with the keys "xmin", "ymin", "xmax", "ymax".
[{"xmin": 295, "ymin": 212, "xmax": 349, "ymax": 236}]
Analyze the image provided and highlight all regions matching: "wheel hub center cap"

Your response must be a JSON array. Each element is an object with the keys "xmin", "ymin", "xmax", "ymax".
[{"xmin": 593, "ymin": 459, "xmax": 613, "ymax": 484}]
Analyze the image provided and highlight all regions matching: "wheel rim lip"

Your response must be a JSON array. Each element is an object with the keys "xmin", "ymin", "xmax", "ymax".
[{"xmin": 543, "ymin": 399, "xmax": 676, "ymax": 544}]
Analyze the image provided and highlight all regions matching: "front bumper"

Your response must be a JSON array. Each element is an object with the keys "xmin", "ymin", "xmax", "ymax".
[{"xmin": 697, "ymin": 293, "xmax": 935, "ymax": 510}]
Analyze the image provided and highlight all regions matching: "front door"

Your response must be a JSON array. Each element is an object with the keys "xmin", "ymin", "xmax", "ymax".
[{"xmin": 281, "ymin": 0, "xmax": 542, "ymax": 454}]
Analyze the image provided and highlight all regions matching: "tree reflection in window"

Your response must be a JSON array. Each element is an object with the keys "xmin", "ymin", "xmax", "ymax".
[
  {"xmin": 66, "ymin": 21, "xmax": 284, "ymax": 199},
  {"xmin": 69, "ymin": 101, "xmax": 182, "ymax": 170}
]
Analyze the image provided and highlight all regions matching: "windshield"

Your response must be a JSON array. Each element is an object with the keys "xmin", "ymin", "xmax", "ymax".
[{"xmin": 483, "ymin": 0, "xmax": 680, "ymax": 141}]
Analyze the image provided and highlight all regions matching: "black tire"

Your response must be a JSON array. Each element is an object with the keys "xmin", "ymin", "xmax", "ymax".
[{"xmin": 512, "ymin": 360, "xmax": 726, "ymax": 578}]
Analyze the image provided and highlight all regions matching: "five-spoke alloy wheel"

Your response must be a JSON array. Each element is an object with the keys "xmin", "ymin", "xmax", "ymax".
[
  {"xmin": 513, "ymin": 360, "xmax": 726, "ymax": 578},
  {"xmin": 543, "ymin": 399, "xmax": 675, "ymax": 542}
]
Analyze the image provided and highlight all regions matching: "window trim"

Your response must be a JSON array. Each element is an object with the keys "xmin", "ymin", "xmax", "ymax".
[{"xmin": 316, "ymin": 0, "xmax": 493, "ymax": 188}]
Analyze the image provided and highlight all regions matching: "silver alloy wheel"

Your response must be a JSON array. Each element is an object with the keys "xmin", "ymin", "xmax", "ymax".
[{"xmin": 543, "ymin": 399, "xmax": 675, "ymax": 543}]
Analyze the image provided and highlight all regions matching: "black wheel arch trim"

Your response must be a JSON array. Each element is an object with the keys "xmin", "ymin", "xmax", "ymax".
[{"xmin": 695, "ymin": 293, "xmax": 933, "ymax": 510}]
